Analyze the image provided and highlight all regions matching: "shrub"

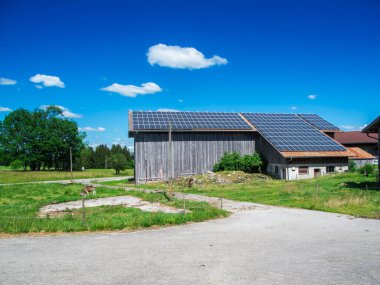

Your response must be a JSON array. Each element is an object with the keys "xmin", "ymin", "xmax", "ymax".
[
  {"xmin": 110, "ymin": 153, "xmax": 128, "ymax": 174},
  {"xmin": 213, "ymin": 152, "xmax": 263, "ymax": 173},
  {"xmin": 359, "ymin": 164, "xmax": 374, "ymax": 176},
  {"xmin": 348, "ymin": 160, "xmax": 356, "ymax": 172},
  {"xmin": 240, "ymin": 152, "xmax": 263, "ymax": 173},
  {"xmin": 10, "ymin": 160, "xmax": 22, "ymax": 171}
]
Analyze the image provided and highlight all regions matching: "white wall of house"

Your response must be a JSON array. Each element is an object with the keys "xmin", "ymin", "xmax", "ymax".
[{"xmin": 267, "ymin": 163, "xmax": 348, "ymax": 180}]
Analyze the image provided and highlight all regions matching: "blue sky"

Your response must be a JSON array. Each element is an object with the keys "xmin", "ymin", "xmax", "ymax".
[{"xmin": 1, "ymin": 0, "xmax": 379, "ymax": 149}]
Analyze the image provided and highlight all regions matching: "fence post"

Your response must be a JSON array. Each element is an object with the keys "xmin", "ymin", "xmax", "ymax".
[{"xmin": 81, "ymin": 196, "xmax": 86, "ymax": 225}]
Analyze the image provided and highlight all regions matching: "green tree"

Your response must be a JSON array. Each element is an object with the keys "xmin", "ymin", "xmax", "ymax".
[
  {"xmin": 0, "ymin": 106, "xmax": 84, "ymax": 171},
  {"xmin": 94, "ymin": 144, "xmax": 110, "ymax": 168},
  {"xmin": 110, "ymin": 153, "xmax": 128, "ymax": 174},
  {"xmin": 10, "ymin": 160, "xmax": 23, "ymax": 170}
]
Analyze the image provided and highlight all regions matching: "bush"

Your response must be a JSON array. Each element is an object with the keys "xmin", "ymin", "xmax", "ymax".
[
  {"xmin": 359, "ymin": 164, "xmax": 374, "ymax": 176},
  {"xmin": 10, "ymin": 160, "xmax": 22, "ymax": 171},
  {"xmin": 213, "ymin": 152, "xmax": 263, "ymax": 173},
  {"xmin": 348, "ymin": 160, "xmax": 356, "ymax": 172},
  {"xmin": 109, "ymin": 153, "xmax": 128, "ymax": 174}
]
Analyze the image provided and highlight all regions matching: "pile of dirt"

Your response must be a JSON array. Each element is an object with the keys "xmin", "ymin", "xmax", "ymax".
[{"xmin": 174, "ymin": 171, "xmax": 271, "ymax": 188}]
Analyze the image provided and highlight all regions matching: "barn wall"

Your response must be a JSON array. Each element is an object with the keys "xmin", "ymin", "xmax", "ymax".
[{"xmin": 134, "ymin": 132, "xmax": 257, "ymax": 184}]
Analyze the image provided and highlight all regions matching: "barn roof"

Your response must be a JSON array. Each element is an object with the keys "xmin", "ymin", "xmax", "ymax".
[
  {"xmin": 335, "ymin": 131, "xmax": 378, "ymax": 145},
  {"xmin": 129, "ymin": 110, "xmax": 349, "ymax": 156},
  {"xmin": 362, "ymin": 116, "xmax": 380, "ymax": 133}
]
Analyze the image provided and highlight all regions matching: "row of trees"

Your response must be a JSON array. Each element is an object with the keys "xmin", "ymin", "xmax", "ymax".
[
  {"xmin": 79, "ymin": 144, "xmax": 133, "ymax": 170},
  {"xmin": 0, "ymin": 107, "xmax": 133, "ymax": 171}
]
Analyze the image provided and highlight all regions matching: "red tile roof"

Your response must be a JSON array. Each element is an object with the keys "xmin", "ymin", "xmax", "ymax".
[
  {"xmin": 346, "ymin": 147, "xmax": 375, "ymax": 160},
  {"xmin": 334, "ymin": 131, "xmax": 378, "ymax": 144}
]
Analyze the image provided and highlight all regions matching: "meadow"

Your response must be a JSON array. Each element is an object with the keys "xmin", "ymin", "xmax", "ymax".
[
  {"xmin": 110, "ymin": 172, "xmax": 380, "ymax": 219},
  {"xmin": 0, "ymin": 183, "xmax": 227, "ymax": 234},
  {"xmin": 0, "ymin": 168, "xmax": 134, "ymax": 184}
]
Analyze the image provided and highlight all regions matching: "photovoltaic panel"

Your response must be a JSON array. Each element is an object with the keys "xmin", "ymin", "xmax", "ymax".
[
  {"xmin": 297, "ymin": 114, "xmax": 340, "ymax": 131},
  {"xmin": 242, "ymin": 113, "xmax": 346, "ymax": 152},
  {"xmin": 132, "ymin": 111, "xmax": 253, "ymax": 131}
]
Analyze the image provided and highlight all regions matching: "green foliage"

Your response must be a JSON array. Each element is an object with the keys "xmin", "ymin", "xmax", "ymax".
[
  {"xmin": 0, "ymin": 106, "xmax": 84, "ymax": 171},
  {"xmin": 110, "ymin": 153, "xmax": 128, "ymax": 174},
  {"xmin": 240, "ymin": 152, "xmax": 263, "ymax": 173},
  {"xmin": 10, "ymin": 160, "xmax": 22, "ymax": 170},
  {"xmin": 348, "ymin": 160, "xmax": 357, "ymax": 172},
  {"xmin": 213, "ymin": 152, "xmax": 263, "ymax": 173},
  {"xmin": 359, "ymin": 164, "xmax": 374, "ymax": 176}
]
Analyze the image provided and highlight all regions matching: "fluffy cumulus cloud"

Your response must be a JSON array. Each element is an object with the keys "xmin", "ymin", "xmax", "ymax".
[
  {"xmin": 101, "ymin": 82, "xmax": 162, "ymax": 97},
  {"xmin": 40, "ymin": 105, "xmax": 82, "ymax": 118},
  {"xmin": 307, "ymin": 94, "xmax": 317, "ymax": 100},
  {"xmin": 30, "ymin": 74, "xmax": 65, "ymax": 88},
  {"xmin": 147, "ymin": 44, "xmax": 228, "ymax": 69},
  {"xmin": 0, "ymin": 106, "xmax": 12, "ymax": 112},
  {"xmin": 157, "ymin": 108, "xmax": 179, "ymax": 112},
  {"xmin": 0, "ymin": 77, "xmax": 17, "ymax": 85},
  {"xmin": 79, "ymin": 127, "xmax": 106, "ymax": 132}
]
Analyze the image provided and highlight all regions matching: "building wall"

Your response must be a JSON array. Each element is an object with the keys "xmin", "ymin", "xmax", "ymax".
[
  {"xmin": 134, "ymin": 132, "xmax": 257, "ymax": 184},
  {"xmin": 266, "ymin": 157, "xmax": 349, "ymax": 180}
]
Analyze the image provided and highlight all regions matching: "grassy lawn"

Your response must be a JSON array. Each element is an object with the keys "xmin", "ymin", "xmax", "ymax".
[
  {"xmin": 135, "ymin": 172, "xmax": 380, "ymax": 219},
  {"xmin": 0, "ymin": 168, "xmax": 134, "ymax": 184},
  {"xmin": 0, "ymin": 183, "xmax": 227, "ymax": 234}
]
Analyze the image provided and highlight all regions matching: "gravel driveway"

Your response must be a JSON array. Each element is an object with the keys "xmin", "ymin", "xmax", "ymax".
[{"xmin": 1, "ymin": 204, "xmax": 379, "ymax": 285}]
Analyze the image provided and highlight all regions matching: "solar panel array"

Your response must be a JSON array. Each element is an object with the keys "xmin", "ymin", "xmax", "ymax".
[
  {"xmin": 132, "ymin": 111, "xmax": 252, "ymax": 130},
  {"xmin": 241, "ymin": 113, "xmax": 346, "ymax": 151},
  {"xmin": 297, "ymin": 114, "xmax": 340, "ymax": 131}
]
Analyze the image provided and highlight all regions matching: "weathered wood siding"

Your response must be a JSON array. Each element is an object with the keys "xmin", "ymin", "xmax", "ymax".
[{"xmin": 134, "ymin": 132, "xmax": 257, "ymax": 184}]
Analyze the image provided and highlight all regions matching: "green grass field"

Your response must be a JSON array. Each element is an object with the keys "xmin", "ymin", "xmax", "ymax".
[
  {"xmin": 130, "ymin": 172, "xmax": 380, "ymax": 219},
  {"xmin": 0, "ymin": 183, "xmax": 227, "ymax": 234},
  {"xmin": 0, "ymin": 168, "xmax": 134, "ymax": 184}
]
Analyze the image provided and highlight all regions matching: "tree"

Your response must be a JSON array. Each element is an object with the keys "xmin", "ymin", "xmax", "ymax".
[
  {"xmin": 110, "ymin": 153, "xmax": 128, "ymax": 174},
  {"xmin": 94, "ymin": 144, "xmax": 110, "ymax": 168},
  {"xmin": 10, "ymin": 160, "xmax": 22, "ymax": 170},
  {"xmin": 0, "ymin": 106, "xmax": 84, "ymax": 171}
]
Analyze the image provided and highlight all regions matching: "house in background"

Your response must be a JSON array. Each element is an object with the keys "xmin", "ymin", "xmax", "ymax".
[
  {"xmin": 335, "ymin": 131, "xmax": 378, "ymax": 159},
  {"xmin": 362, "ymin": 116, "xmax": 380, "ymax": 184},
  {"xmin": 346, "ymin": 147, "xmax": 375, "ymax": 167},
  {"xmin": 129, "ymin": 111, "xmax": 350, "ymax": 184}
]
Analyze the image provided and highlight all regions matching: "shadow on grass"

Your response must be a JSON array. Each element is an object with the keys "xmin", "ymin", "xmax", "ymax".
[{"xmin": 344, "ymin": 181, "xmax": 380, "ymax": 190}]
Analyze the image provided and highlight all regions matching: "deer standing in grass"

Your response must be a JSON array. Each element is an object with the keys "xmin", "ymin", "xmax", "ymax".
[{"xmin": 81, "ymin": 185, "xmax": 97, "ymax": 196}]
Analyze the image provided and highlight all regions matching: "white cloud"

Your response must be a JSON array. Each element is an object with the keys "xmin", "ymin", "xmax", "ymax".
[
  {"xmin": 30, "ymin": 74, "xmax": 65, "ymax": 88},
  {"xmin": 101, "ymin": 82, "xmax": 162, "ymax": 97},
  {"xmin": 340, "ymin": 125, "xmax": 367, "ymax": 131},
  {"xmin": 147, "ymin": 43, "xmax": 228, "ymax": 69},
  {"xmin": 307, "ymin": 94, "xmax": 317, "ymax": 100},
  {"xmin": 35, "ymin": 85, "xmax": 43, "ymax": 89},
  {"xmin": 178, "ymin": 99, "xmax": 183, "ymax": 103},
  {"xmin": 157, "ymin": 108, "xmax": 179, "ymax": 112},
  {"xmin": 0, "ymin": 77, "xmax": 17, "ymax": 85},
  {"xmin": 290, "ymin": 106, "xmax": 297, "ymax": 110},
  {"xmin": 79, "ymin": 127, "xmax": 106, "ymax": 132},
  {"xmin": 0, "ymin": 106, "xmax": 12, "ymax": 112},
  {"xmin": 40, "ymin": 105, "xmax": 82, "ymax": 118}
]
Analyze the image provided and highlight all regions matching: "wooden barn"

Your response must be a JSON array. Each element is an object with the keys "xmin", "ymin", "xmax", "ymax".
[{"xmin": 128, "ymin": 111, "xmax": 351, "ymax": 184}]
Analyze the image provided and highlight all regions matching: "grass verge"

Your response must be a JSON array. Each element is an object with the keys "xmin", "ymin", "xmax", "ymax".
[
  {"xmin": 0, "ymin": 183, "xmax": 227, "ymax": 234},
  {"xmin": 140, "ymin": 172, "xmax": 380, "ymax": 219},
  {"xmin": 0, "ymin": 168, "xmax": 134, "ymax": 184}
]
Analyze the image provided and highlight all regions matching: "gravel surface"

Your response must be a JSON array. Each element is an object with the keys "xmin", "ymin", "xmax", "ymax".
[{"xmin": 1, "ymin": 204, "xmax": 379, "ymax": 285}]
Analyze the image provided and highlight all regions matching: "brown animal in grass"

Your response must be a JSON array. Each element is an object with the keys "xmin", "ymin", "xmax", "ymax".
[{"xmin": 81, "ymin": 185, "xmax": 97, "ymax": 196}]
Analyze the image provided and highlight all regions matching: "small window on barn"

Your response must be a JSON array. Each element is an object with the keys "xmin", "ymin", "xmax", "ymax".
[
  {"xmin": 326, "ymin": 166, "xmax": 335, "ymax": 173},
  {"xmin": 298, "ymin": 166, "xmax": 309, "ymax": 175},
  {"xmin": 274, "ymin": 166, "xmax": 279, "ymax": 174}
]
